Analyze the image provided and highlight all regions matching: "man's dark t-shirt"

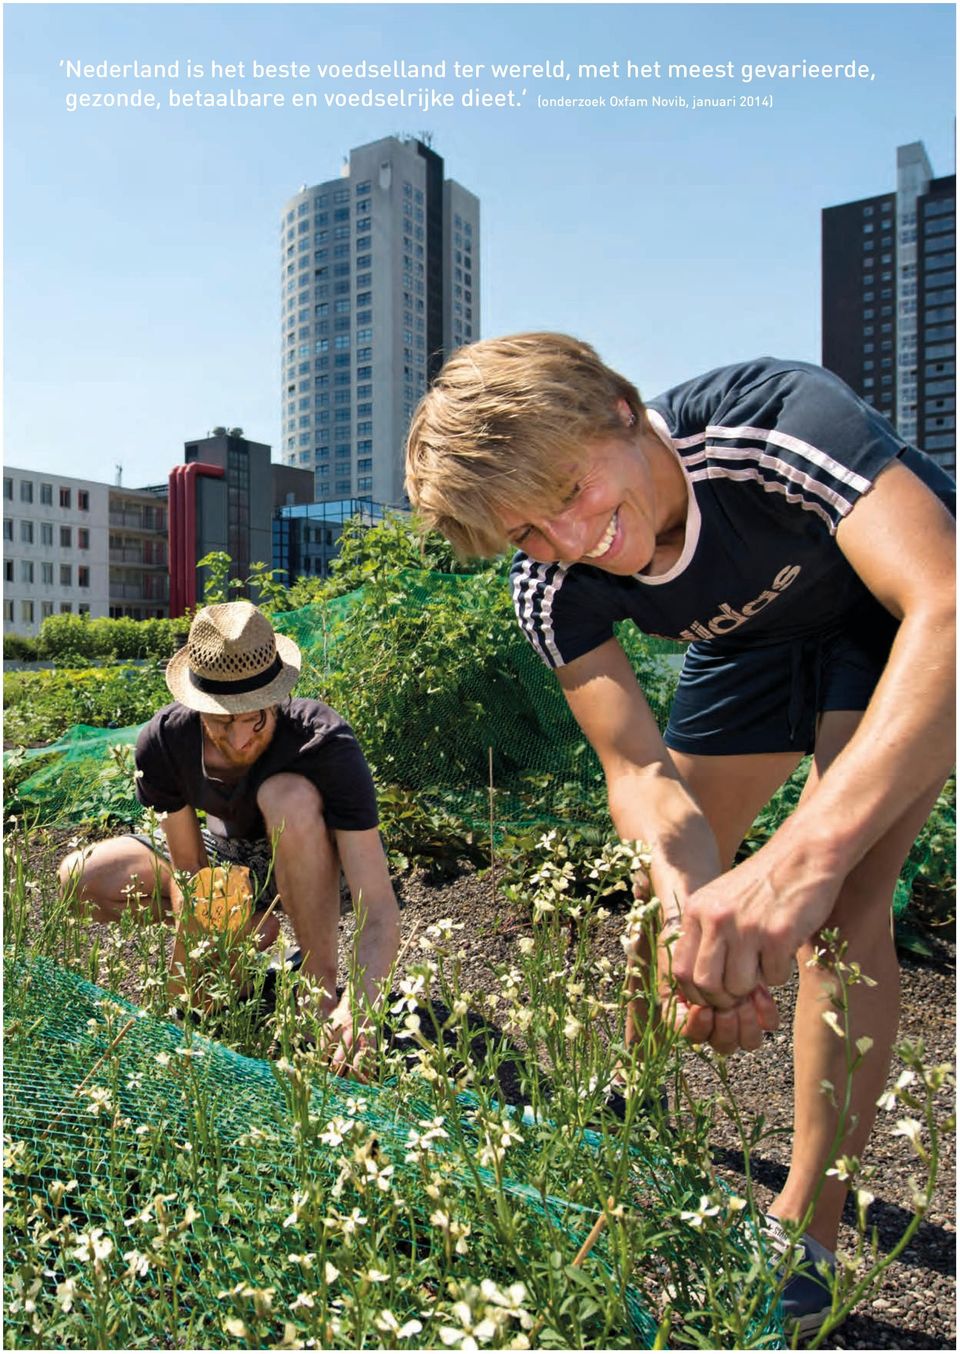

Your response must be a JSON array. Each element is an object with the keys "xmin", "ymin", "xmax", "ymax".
[{"xmin": 135, "ymin": 697, "xmax": 379, "ymax": 840}]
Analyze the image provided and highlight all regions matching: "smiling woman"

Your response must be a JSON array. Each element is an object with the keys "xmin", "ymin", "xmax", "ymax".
[
  {"xmin": 496, "ymin": 413, "xmax": 688, "ymax": 577},
  {"xmin": 403, "ymin": 332, "xmax": 645, "ymax": 559},
  {"xmin": 405, "ymin": 330, "xmax": 956, "ymax": 1340}
]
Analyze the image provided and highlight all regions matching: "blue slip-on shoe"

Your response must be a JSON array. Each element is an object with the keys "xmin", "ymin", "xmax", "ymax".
[{"xmin": 761, "ymin": 1213, "xmax": 837, "ymax": 1343}]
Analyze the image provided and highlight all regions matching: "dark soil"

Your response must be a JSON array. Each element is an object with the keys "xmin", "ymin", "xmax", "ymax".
[{"xmin": 14, "ymin": 829, "xmax": 957, "ymax": 1349}]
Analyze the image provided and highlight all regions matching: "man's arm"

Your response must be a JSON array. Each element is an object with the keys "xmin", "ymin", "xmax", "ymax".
[
  {"xmin": 673, "ymin": 461, "xmax": 955, "ymax": 1008},
  {"xmin": 161, "ymin": 805, "xmax": 210, "ymax": 1002},
  {"xmin": 323, "ymin": 827, "xmax": 401, "ymax": 1071}
]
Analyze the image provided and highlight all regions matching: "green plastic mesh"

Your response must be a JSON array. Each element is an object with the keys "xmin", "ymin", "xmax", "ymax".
[
  {"xmin": 7, "ymin": 571, "xmax": 683, "ymax": 837},
  {"xmin": 3, "ymin": 956, "xmax": 785, "ymax": 1349}
]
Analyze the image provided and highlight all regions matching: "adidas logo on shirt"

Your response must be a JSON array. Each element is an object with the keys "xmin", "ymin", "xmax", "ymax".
[{"xmin": 678, "ymin": 565, "xmax": 802, "ymax": 641}]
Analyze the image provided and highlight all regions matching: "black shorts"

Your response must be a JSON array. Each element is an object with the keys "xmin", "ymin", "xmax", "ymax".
[
  {"xmin": 664, "ymin": 606, "xmax": 900, "ymax": 757},
  {"xmin": 129, "ymin": 827, "xmax": 277, "ymax": 907}
]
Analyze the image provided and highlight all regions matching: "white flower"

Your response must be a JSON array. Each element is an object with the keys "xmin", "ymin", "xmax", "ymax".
[
  {"xmin": 154, "ymin": 1052, "xmax": 172, "ymax": 1067},
  {"xmin": 439, "ymin": 1313, "xmax": 498, "ymax": 1349},
  {"xmin": 224, "ymin": 1318, "xmax": 248, "ymax": 1338},
  {"xmin": 324, "ymin": 1261, "xmax": 340, "ymax": 1284},
  {"xmin": 364, "ymin": 1267, "xmax": 390, "ymax": 1283},
  {"xmin": 47, "ymin": 1178, "xmax": 78, "ymax": 1206},
  {"xmin": 8, "ymin": 1271, "xmax": 41, "ymax": 1315},
  {"xmin": 376, "ymin": 1309, "xmax": 424, "ymax": 1339},
  {"xmin": 123, "ymin": 1248, "xmax": 151, "ymax": 1278},
  {"xmin": 516, "ymin": 937, "xmax": 534, "ymax": 955},
  {"xmin": 56, "ymin": 1277, "xmax": 78, "ymax": 1313},
  {"xmin": 826, "ymin": 1155, "xmax": 857, "ymax": 1182},
  {"xmin": 359, "ymin": 1157, "xmax": 395, "ymax": 1192},
  {"xmin": 430, "ymin": 1209, "xmax": 472, "ymax": 1253},
  {"xmin": 821, "ymin": 1010, "xmax": 844, "ymax": 1038},
  {"xmin": 283, "ymin": 1190, "xmax": 309, "ymax": 1229},
  {"xmin": 319, "ymin": 1117, "xmax": 352, "ymax": 1148},
  {"xmin": 82, "ymin": 1086, "xmax": 114, "ymax": 1117},
  {"xmin": 479, "ymin": 1279, "xmax": 531, "ymax": 1324},
  {"xmin": 679, "ymin": 1195, "xmax": 721, "ymax": 1229},
  {"xmin": 291, "ymin": 1292, "xmax": 315, "ymax": 1309},
  {"xmin": 70, "ymin": 1227, "xmax": 114, "ymax": 1263},
  {"xmin": 891, "ymin": 1118, "xmax": 924, "ymax": 1148}
]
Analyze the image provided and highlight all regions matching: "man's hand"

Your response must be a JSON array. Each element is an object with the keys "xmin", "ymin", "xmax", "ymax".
[
  {"xmin": 318, "ymin": 998, "xmax": 376, "ymax": 1081},
  {"xmin": 670, "ymin": 841, "xmax": 840, "ymax": 1011},
  {"xmin": 658, "ymin": 912, "xmax": 780, "ymax": 1054}
]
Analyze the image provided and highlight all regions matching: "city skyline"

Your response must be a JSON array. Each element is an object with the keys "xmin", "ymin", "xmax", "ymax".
[
  {"xmin": 4, "ymin": 3, "xmax": 956, "ymax": 488},
  {"xmin": 822, "ymin": 143, "xmax": 956, "ymax": 473},
  {"xmin": 279, "ymin": 136, "xmax": 480, "ymax": 504}
]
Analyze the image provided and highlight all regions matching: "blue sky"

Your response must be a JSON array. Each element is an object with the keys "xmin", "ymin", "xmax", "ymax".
[{"xmin": 4, "ymin": 2, "xmax": 955, "ymax": 488}]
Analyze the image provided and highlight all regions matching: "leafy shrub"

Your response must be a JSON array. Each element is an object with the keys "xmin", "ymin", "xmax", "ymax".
[
  {"xmin": 2, "ymin": 634, "xmax": 39, "ymax": 661},
  {"xmin": 35, "ymin": 613, "xmax": 100, "ymax": 661},
  {"xmin": 377, "ymin": 784, "xmax": 488, "ymax": 877},
  {"xmin": 34, "ymin": 612, "xmax": 187, "ymax": 663}
]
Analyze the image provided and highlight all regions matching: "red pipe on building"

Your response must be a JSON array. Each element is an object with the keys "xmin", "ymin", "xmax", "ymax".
[
  {"xmin": 167, "ymin": 466, "xmax": 182, "ymax": 617},
  {"xmin": 167, "ymin": 462, "xmax": 225, "ymax": 617}
]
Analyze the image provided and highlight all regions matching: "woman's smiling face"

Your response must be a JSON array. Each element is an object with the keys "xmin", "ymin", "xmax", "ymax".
[{"xmin": 498, "ymin": 422, "xmax": 685, "ymax": 576}]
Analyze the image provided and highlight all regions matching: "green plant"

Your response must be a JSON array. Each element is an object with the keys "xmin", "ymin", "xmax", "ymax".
[
  {"xmin": 196, "ymin": 552, "xmax": 297, "ymax": 616},
  {"xmin": 197, "ymin": 549, "xmax": 240, "ymax": 606},
  {"xmin": 4, "ymin": 827, "xmax": 953, "ymax": 1350},
  {"xmin": 35, "ymin": 613, "xmax": 100, "ymax": 661},
  {"xmin": 29, "ymin": 614, "xmax": 185, "ymax": 665},
  {"xmin": 2, "ymin": 665, "xmax": 168, "ymax": 747},
  {"xmin": 3, "ymin": 633, "xmax": 39, "ymax": 661},
  {"xmin": 377, "ymin": 785, "xmax": 487, "ymax": 877}
]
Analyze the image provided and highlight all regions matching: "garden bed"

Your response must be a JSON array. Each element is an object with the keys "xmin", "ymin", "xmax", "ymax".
[{"xmin": 5, "ymin": 825, "xmax": 955, "ymax": 1350}]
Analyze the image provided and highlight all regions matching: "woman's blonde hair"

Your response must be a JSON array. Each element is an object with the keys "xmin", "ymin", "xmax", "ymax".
[{"xmin": 404, "ymin": 332, "xmax": 644, "ymax": 558}]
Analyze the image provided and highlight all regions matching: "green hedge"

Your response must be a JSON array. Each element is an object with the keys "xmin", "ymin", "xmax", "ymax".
[
  {"xmin": 33, "ymin": 613, "xmax": 188, "ymax": 663},
  {"xmin": 3, "ymin": 635, "xmax": 39, "ymax": 660}
]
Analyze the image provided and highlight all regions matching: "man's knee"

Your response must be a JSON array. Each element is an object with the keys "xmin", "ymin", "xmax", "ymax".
[
  {"xmin": 58, "ymin": 848, "xmax": 88, "ymax": 897},
  {"xmin": 257, "ymin": 774, "xmax": 324, "ymax": 833},
  {"xmin": 58, "ymin": 838, "xmax": 167, "ymax": 912}
]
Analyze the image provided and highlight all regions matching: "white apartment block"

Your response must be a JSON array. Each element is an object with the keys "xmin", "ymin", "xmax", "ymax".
[
  {"xmin": 3, "ymin": 468, "xmax": 107, "ymax": 635},
  {"xmin": 3, "ymin": 466, "xmax": 168, "ymax": 636},
  {"xmin": 280, "ymin": 136, "xmax": 480, "ymax": 507}
]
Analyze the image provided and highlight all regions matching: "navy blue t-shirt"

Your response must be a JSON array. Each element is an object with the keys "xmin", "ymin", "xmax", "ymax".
[
  {"xmin": 135, "ymin": 697, "xmax": 380, "ymax": 840},
  {"xmin": 512, "ymin": 359, "xmax": 955, "ymax": 665}
]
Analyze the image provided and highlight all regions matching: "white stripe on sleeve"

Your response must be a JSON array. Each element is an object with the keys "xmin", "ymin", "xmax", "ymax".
[
  {"xmin": 706, "ymin": 424, "xmax": 873, "ymax": 494},
  {"xmin": 688, "ymin": 466, "xmax": 837, "ymax": 532}
]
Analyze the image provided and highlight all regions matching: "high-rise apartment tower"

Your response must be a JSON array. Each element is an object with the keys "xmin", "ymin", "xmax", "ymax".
[
  {"xmin": 822, "ymin": 141, "xmax": 956, "ymax": 475},
  {"xmin": 280, "ymin": 137, "xmax": 480, "ymax": 505}
]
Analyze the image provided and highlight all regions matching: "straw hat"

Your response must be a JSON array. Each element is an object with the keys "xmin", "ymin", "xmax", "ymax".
[{"xmin": 165, "ymin": 602, "xmax": 301, "ymax": 715}]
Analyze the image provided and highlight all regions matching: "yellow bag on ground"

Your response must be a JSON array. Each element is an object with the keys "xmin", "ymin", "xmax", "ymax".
[{"xmin": 190, "ymin": 865, "xmax": 253, "ymax": 935}]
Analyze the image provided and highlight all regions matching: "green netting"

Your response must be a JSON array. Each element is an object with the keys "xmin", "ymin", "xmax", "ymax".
[
  {"xmin": 6, "ymin": 570, "xmax": 684, "ymax": 837},
  {"xmin": 3, "ymin": 956, "xmax": 785, "ymax": 1349}
]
